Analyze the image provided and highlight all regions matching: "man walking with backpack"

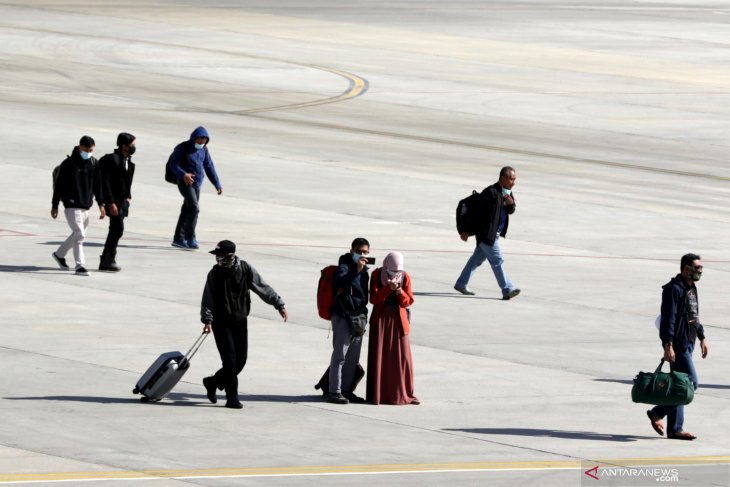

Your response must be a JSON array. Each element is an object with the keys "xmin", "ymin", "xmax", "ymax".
[
  {"xmin": 168, "ymin": 126, "xmax": 223, "ymax": 250},
  {"xmin": 646, "ymin": 253, "xmax": 709, "ymax": 440},
  {"xmin": 200, "ymin": 240, "xmax": 288, "ymax": 409},
  {"xmin": 98, "ymin": 132, "xmax": 136, "ymax": 272},
  {"xmin": 454, "ymin": 166, "xmax": 521, "ymax": 300},
  {"xmin": 327, "ymin": 237, "xmax": 372, "ymax": 405},
  {"xmin": 51, "ymin": 135, "xmax": 105, "ymax": 276}
]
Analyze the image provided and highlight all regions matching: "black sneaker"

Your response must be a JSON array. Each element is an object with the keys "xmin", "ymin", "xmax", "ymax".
[
  {"xmin": 75, "ymin": 266, "xmax": 90, "ymax": 276},
  {"xmin": 326, "ymin": 393, "xmax": 349, "ymax": 405},
  {"xmin": 342, "ymin": 391, "xmax": 366, "ymax": 404},
  {"xmin": 503, "ymin": 288, "xmax": 521, "ymax": 300},
  {"xmin": 171, "ymin": 240, "xmax": 189, "ymax": 249},
  {"xmin": 203, "ymin": 377, "xmax": 218, "ymax": 404},
  {"xmin": 225, "ymin": 400, "xmax": 243, "ymax": 409},
  {"xmin": 454, "ymin": 284, "xmax": 475, "ymax": 296},
  {"xmin": 52, "ymin": 252, "xmax": 70, "ymax": 270}
]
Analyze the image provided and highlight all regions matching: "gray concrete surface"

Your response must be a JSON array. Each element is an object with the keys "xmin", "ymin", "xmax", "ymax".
[{"xmin": 1, "ymin": 1, "xmax": 729, "ymax": 485}]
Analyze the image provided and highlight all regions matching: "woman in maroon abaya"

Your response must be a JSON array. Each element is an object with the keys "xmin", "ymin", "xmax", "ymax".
[{"xmin": 366, "ymin": 251, "xmax": 419, "ymax": 405}]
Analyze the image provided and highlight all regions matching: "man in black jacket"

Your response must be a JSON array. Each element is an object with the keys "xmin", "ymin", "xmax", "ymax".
[
  {"xmin": 454, "ymin": 166, "xmax": 521, "ymax": 299},
  {"xmin": 327, "ymin": 237, "xmax": 371, "ymax": 405},
  {"xmin": 646, "ymin": 253, "xmax": 709, "ymax": 440},
  {"xmin": 98, "ymin": 132, "xmax": 136, "ymax": 272},
  {"xmin": 200, "ymin": 240, "xmax": 288, "ymax": 409},
  {"xmin": 51, "ymin": 135, "xmax": 105, "ymax": 276}
]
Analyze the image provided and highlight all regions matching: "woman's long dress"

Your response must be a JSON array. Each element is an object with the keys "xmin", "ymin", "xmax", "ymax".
[{"xmin": 366, "ymin": 270, "xmax": 417, "ymax": 405}]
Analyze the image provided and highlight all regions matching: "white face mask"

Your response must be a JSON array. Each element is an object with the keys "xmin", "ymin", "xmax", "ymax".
[
  {"xmin": 194, "ymin": 143, "xmax": 205, "ymax": 150},
  {"xmin": 80, "ymin": 151, "xmax": 93, "ymax": 160}
]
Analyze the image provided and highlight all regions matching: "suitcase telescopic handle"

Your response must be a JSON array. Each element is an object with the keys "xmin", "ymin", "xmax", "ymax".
[{"xmin": 180, "ymin": 332, "xmax": 208, "ymax": 368}]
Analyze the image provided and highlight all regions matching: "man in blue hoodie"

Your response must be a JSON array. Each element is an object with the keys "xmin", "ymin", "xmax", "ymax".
[
  {"xmin": 169, "ymin": 126, "xmax": 223, "ymax": 249},
  {"xmin": 646, "ymin": 253, "xmax": 709, "ymax": 441}
]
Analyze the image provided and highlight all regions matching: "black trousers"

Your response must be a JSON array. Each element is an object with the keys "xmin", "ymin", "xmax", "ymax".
[
  {"xmin": 103, "ymin": 201, "xmax": 128, "ymax": 255},
  {"xmin": 211, "ymin": 320, "xmax": 248, "ymax": 401}
]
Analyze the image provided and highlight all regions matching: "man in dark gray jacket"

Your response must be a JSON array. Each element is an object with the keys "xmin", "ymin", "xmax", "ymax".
[{"xmin": 200, "ymin": 240, "xmax": 288, "ymax": 409}]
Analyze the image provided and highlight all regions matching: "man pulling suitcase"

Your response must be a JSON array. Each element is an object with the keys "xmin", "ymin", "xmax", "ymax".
[{"xmin": 200, "ymin": 240, "xmax": 288, "ymax": 409}]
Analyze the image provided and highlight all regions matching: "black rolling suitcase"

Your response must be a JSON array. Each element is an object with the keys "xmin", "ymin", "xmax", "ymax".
[{"xmin": 133, "ymin": 333, "xmax": 208, "ymax": 402}]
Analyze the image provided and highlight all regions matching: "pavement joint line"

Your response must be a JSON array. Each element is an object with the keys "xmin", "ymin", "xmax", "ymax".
[
  {"xmin": 252, "ymin": 115, "xmax": 730, "ymax": 183},
  {"xmin": 6, "ymin": 233, "xmax": 730, "ymax": 263},
  {"xmin": 1, "ymin": 457, "xmax": 729, "ymax": 483}
]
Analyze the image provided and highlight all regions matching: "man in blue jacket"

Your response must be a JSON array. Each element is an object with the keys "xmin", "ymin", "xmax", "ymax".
[
  {"xmin": 646, "ymin": 253, "xmax": 709, "ymax": 440},
  {"xmin": 327, "ymin": 237, "xmax": 371, "ymax": 404},
  {"xmin": 169, "ymin": 126, "xmax": 223, "ymax": 249}
]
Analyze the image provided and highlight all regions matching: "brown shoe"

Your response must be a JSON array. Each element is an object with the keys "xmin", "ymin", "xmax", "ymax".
[
  {"xmin": 668, "ymin": 431, "xmax": 696, "ymax": 441},
  {"xmin": 646, "ymin": 410, "xmax": 664, "ymax": 436}
]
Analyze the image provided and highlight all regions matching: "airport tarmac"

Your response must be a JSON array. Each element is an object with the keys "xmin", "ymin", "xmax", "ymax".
[{"xmin": 0, "ymin": 1, "xmax": 729, "ymax": 485}]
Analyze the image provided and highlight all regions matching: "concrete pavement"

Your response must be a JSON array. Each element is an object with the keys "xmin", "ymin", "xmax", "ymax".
[{"xmin": 0, "ymin": 1, "xmax": 729, "ymax": 485}]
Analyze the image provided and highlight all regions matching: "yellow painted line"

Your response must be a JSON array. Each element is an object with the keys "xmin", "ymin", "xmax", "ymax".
[
  {"xmin": 1, "ymin": 457, "xmax": 729, "ymax": 483},
  {"xmin": 233, "ymin": 65, "xmax": 368, "ymax": 114}
]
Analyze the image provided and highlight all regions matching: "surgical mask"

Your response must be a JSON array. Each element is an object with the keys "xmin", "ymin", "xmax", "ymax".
[
  {"xmin": 352, "ymin": 253, "xmax": 361, "ymax": 264},
  {"xmin": 80, "ymin": 151, "xmax": 93, "ymax": 160},
  {"xmin": 127, "ymin": 145, "xmax": 136, "ymax": 155},
  {"xmin": 194, "ymin": 143, "xmax": 205, "ymax": 150},
  {"xmin": 501, "ymin": 187, "xmax": 512, "ymax": 196}
]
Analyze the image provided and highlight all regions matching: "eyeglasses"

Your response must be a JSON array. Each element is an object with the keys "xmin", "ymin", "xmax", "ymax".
[{"xmin": 686, "ymin": 265, "xmax": 703, "ymax": 272}]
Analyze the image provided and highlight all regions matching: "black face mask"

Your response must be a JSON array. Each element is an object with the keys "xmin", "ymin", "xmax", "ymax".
[{"xmin": 126, "ymin": 145, "xmax": 136, "ymax": 155}]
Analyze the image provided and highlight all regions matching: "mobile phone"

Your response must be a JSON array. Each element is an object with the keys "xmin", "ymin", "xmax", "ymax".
[{"xmin": 365, "ymin": 257, "xmax": 376, "ymax": 265}]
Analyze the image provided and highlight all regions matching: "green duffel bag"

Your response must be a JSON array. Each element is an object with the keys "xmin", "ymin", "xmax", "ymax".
[{"xmin": 631, "ymin": 359, "xmax": 694, "ymax": 406}]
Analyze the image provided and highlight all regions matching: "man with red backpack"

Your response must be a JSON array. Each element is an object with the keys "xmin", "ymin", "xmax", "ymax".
[{"xmin": 325, "ymin": 238, "xmax": 372, "ymax": 405}]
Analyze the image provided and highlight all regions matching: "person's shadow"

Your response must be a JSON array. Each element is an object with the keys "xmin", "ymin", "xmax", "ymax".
[
  {"xmin": 443, "ymin": 428, "xmax": 655, "ymax": 442},
  {"xmin": 413, "ymin": 291, "xmax": 502, "ymax": 301},
  {"xmin": 5, "ymin": 392, "xmax": 326, "ymax": 406},
  {"xmin": 0, "ymin": 264, "xmax": 60, "ymax": 274}
]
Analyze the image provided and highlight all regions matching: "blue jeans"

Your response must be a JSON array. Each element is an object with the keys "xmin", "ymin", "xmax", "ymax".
[
  {"xmin": 650, "ymin": 346, "xmax": 699, "ymax": 435},
  {"xmin": 456, "ymin": 236, "xmax": 515, "ymax": 296},
  {"xmin": 174, "ymin": 183, "xmax": 200, "ymax": 242}
]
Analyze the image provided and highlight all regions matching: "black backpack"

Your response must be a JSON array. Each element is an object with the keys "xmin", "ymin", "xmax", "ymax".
[
  {"xmin": 456, "ymin": 190, "xmax": 483, "ymax": 236},
  {"xmin": 164, "ymin": 152, "xmax": 177, "ymax": 184}
]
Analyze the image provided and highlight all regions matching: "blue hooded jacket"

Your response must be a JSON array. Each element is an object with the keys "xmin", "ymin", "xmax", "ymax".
[{"xmin": 170, "ymin": 126, "xmax": 222, "ymax": 190}]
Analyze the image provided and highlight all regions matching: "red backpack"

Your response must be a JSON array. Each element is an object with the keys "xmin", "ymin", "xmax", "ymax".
[{"xmin": 317, "ymin": 265, "xmax": 339, "ymax": 320}]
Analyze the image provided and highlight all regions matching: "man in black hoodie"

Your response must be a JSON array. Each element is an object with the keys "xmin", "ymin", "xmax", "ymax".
[
  {"xmin": 200, "ymin": 240, "xmax": 288, "ymax": 409},
  {"xmin": 646, "ymin": 253, "xmax": 709, "ymax": 440},
  {"xmin": 98, "ymin": 132, "xmax": 136, "ymax": 272},
  {"xmin": 51, "ymin": 135, "xmax": 105, "ymax": 276},
  {"xmin": 327, "ymin": 237, "xmax": 371, "ymax": 405}
]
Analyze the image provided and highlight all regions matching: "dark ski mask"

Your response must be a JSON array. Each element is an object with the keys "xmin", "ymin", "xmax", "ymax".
[{"xmin": 216, "ymin": 254, "xmax": 236, "ymax": 268}]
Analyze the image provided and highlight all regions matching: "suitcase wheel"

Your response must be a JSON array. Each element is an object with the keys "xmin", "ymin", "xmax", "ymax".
[
  {"xmin": 140, "ymin": 396, "xmax": 150, "ymax": 403},
  {"xmin": 132, "ymin": 386, "xmax": 140, "ymax": 394}
]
